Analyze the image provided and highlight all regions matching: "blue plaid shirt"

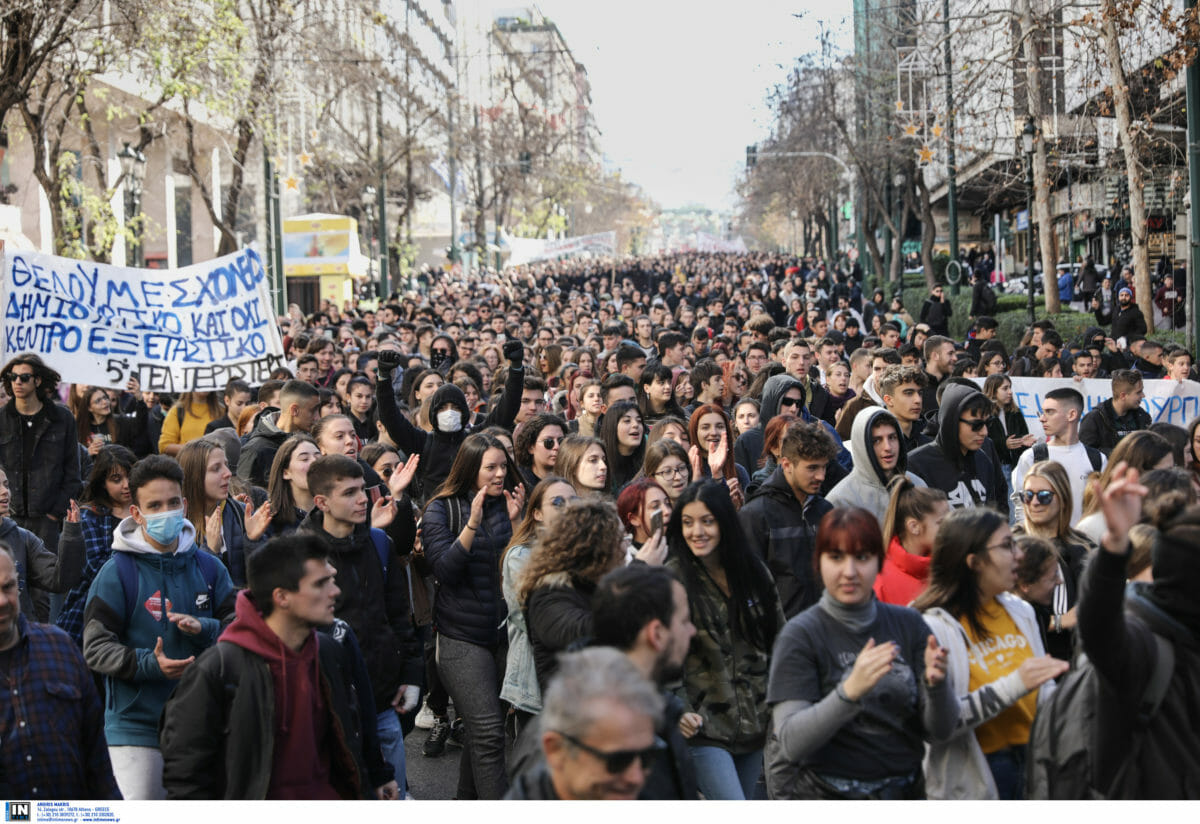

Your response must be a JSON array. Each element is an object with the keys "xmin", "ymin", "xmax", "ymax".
[
  {"xmin": 55, "ymin": 506, "xmax": 121, "ymax": 646},
  {"xmin": 0, "ymin": 615, "xmax": 120, "ymax": 799}
]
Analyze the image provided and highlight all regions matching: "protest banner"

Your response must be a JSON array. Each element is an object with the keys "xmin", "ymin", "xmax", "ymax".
[
  {"xmin": 505, "ymin": 231, "xmax": 617, "ymax": 267},
  {"xmin": 981, "ymin": 376, "xmax": 1200, "ymax": 439},
  {"xmin": 1, "ymin": 248, "xmax": 285, "ymax": 392}
]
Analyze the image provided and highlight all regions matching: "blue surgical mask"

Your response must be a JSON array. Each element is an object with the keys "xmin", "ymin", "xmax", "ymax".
[{"xmin": 142, "ymin": 508, "xmax": 185, "ymax": 545}]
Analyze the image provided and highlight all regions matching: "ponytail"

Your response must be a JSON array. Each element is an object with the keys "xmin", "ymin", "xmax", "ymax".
[{"xmin": 882, "ymin": 475, "xmax": 948, "ymax": 549}]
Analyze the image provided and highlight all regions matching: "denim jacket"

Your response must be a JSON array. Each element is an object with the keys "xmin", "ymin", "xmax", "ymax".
[{"xmin": 499, "ymin": 543, "xmax": 542, "ymax": 714}]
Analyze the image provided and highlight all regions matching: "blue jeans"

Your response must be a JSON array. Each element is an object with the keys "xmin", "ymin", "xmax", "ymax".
[
  {"xmin": 377, "ymin": 709, "xmax": 408, "ymax": 798},
  {"xmin": 690, "ymin": 746, "xmax": 763, "ymax": 800},
  {"xmin": 986, "ymin": 745, "xmax": 1027, "ymax": 800}
]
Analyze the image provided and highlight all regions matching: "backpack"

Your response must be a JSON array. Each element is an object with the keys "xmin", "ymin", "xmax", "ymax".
[
  {"xmin": 1027, "ymin": 633, "xmax": 1174, "ymax": 799},
  {"xmin": 368, "ymin": 527, "xmax": 390, "ymax": 574},
  {"xmin": 114, "ymin": 550, "xmax": 224, "ymax": 621},
  {"xmin": 1031, "ymin": 441, "xmax": 1103, "ymax": 473}
]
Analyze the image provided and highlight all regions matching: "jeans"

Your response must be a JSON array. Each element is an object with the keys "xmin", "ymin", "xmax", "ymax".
[
  {"xmin": 109, "ymin": 746, "xmax": 164, "ymax": 800},
  {"xmin": 986, "ymin": 745, "xmax": 1027, "ymax": 800},
  {"xmin": 690, "ymin": 745, "xmax": 763, "ymax": 800},
  {"xmin": 436, "ymin": 634, "xmax": 508, "ymax": 799},
  {"xmin": 376, "ymin": 709, "xmax": 408, "ymax": 798}
]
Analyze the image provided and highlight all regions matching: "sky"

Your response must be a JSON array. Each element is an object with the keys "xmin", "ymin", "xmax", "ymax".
[{"xmin": 492, "ymin": 1, "xmax": 855, "ymax": 212}]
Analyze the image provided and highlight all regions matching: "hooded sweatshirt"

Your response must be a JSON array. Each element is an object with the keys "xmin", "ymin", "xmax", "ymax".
[
  {"xmin": 734, "ymin": 374, "xmax": 852, "ymax": 475},
  {"xmin": 219, "ymin": 591, "xmax": 339, "ymax": 800},
  {"xmin": 827, "ymin": 408, "xmax": 925, "ymax": 521},
  {"xmin": 906, "ymin": 384, "xmax": 1007, "ymax": 513},
  {"xmin": 237, "ymin": 410, "xmax": 292, "ymax": 488},
  {"xmin": 834, "ymin": 373, "xmax": 883, "ymax": 440},
  {"xmin": 82, "ymin": 516, "xmax": 236, "ymax": 746}
]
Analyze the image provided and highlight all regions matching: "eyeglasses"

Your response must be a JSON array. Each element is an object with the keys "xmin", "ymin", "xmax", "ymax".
[
  {"xmin": 6, "ymin": 373, "xmax": 35, "ymax": 384},
  {"xmin": 554, "ymin": 730, "xmax": 665, "ymax": 774},
  {"xmin": 540, "ymin": 436, "xmax": 563, "ymax": 450},
  {"xmin": 1021, "ymin": 489, "xmax": 1055, "ymax": 506},
  {"xmin": 655, "ymin": 465, "xmax": 689, "ymax": 480},
  {"xmin": 549, "ymin": 495, "xmax": 577, "ymax": 508},
  {"xmin": 987, "ymin": 538, "xmax": 1016, "ymax": 555},
  {"xmin": 959, "ymin": 418, "xmax": 988, "ymax": 432},
  {"xmin": 779, "ymin": 397, "xmax": 802, "ymax": 408}
]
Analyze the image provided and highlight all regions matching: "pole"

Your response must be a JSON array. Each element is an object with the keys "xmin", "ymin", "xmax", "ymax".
[
  {"xmin": 1066, "ymin": 162, "xmax": 1074, "ymax": 277},
  {"xmin": 943, "ymin": 0, "xmax": 960, "ymax": 295},
  {"xmin": 448, "ymin": 91, "xmax": 458, "ymax": 267},
  {"xmin": 376, "ymin": 88, "xmax": 390, "ymax": 299},
  {"xmin": 1027, "ymin": 150, "xmax": 1035, "ymax": 325},
  {"xmin": 1187, "ymin": 0, "xmax": 1200, "ymax": 354}
]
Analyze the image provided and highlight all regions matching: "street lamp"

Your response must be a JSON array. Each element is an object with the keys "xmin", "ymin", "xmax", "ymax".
[
  {"xmin": 118, "ymin": 142, "xmax": 147, "ymax": 267},
  {"xmin": 361, "ymin": 186, "xmax": 376, "ymax": 301},
  {"xmin": 1022, "ymin": 116, "xmax": 1037, "ymax": 324},
  {"xmin": 892, "ymin": 171, "xmax": 904, "ymax": 297}
]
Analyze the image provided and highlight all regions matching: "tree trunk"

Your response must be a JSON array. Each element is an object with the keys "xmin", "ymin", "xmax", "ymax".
[
  {"xmin": 1099, "ymin": 1, "xmax": 1153, "ymax": 326},
  {"xmin": 1021, "ymin": 0, "xmax": 1061, "ymax": 314}
]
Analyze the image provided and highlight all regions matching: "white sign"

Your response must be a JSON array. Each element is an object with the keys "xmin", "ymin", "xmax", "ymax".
[
  {"xmin": 505, "ymin": 231, "xmax": 617, "ymax": 267},
  {"xmin": 985, "ymin": 377, "xmax": 1200, "ymax": 439},
  {"xmin": 1, "ymin": 249, "xmax": 286, "ymax": 392}
]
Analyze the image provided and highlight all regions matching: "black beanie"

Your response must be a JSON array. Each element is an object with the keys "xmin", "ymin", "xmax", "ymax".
[{"xmin": 1147, "ymin": 505, "xmax": 1200, "ymax": 639}]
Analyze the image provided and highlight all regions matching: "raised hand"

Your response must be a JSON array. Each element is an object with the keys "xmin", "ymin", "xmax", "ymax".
[
  {"xmin": 371, "ymin": 495, "xmax": 397, "ymax": 529},
  {"xmin": 841, "ymin": 638, "xmax": 898, "ymax": 701},
  {"xmin": 634, "ymin": 528, "xmax": 668, "ymax": 566},
  {"xmin": 504, "ymin": 483, "xmax": 526, "ymax": 523},
  {"xmin": 205, "ymin": 507, "xmax": 224, "ymax": 554},
  {"xmin": 688, "ymin": 444, "xmax": 704, "ymax": 481},
  {"xmin": 708, "ymin": 429, "xmax": 729, "ymax": 476},
  {"xmin": 1097, "ymin": 461, "xmax": 1148, "ymax": 555},
  {"xmin": 923, "ymin": 635, "xmax": 948, "ymax": 688},
  {"xmin": 66, "ymin": 499, "xmax": 80, "ymax": 524},
  {"xmin": 468, "ymin": 486, "xmax": 487, "ymax": 529},
  {"xmin": 243, "ymin": 499, "xmax": 273, "ymax": 541},
  {"xmin": 389, "ymin": 453, "xmax": 420, "ymax": 496}
]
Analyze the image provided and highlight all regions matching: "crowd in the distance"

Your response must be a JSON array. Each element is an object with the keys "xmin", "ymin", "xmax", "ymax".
[{"xmin": 1, "ymin": 249, "xmax": 1197, "ymax": 802}]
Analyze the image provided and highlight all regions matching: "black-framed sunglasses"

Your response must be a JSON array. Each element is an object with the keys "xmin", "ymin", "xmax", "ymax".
[
  {"xmin": 779, "ymin": 397, "xmax": 802, "ymax": 408},
  {"xmin": 1021, "ymin": 489, "xmax": 1055, "ymax": 506},
  {"xmin": 6, "ymin": 373, "xmax": 35, "ymax": 384},
  {"xmin": 540, "ymin": 436, "xmax": 563, "ymax": 450},
  {"xmin": 554, "ymin": 730, "xmax": 666, "ymax": 773},
  {"xmin": 959, "ymin": 417, "xmax": 987, "ymax": 432}
]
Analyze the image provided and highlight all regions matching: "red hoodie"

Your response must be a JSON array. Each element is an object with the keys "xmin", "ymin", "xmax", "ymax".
[
  {"xmin": 220, "ymin": 591, "xmax": 340, "ymax": 800},
  {"xmin": 874, "ymin": 535, "xmax": 932, "ymax": 607}
]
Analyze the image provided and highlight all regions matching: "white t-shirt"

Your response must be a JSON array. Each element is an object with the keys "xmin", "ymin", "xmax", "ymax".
[{"xmin": 1011, "ymin": 441, "xmax": 1107, "ymax": 527}]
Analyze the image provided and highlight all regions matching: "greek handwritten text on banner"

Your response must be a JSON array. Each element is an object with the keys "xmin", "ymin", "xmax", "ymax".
[{"xmin": 1, "ymin": 249, "xmax": 285, "ymax": 392}]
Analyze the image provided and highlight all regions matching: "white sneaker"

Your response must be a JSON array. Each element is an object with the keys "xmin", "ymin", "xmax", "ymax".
[{"xmin": 414, "ymin": 700, "xmax": 436, "ymax": 730}]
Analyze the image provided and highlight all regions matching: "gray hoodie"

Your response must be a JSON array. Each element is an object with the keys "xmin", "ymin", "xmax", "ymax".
[{"xmin": 826, "ymin": 408, "xmax": 925, "ymax": 521}]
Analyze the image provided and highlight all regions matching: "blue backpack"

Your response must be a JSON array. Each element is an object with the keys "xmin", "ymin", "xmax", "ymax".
[{"xmin": 369, "ymin": 527, "xmax": 391, "ymax": 574}]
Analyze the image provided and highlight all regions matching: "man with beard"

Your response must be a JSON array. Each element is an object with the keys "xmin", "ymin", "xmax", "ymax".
[{"xmin": 1109, "ymin": 287, "xmax": 1148, "ymax": 342}]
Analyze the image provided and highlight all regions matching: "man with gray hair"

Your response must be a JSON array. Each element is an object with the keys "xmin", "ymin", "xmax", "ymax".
[{"xmin": 506, "ymin": 647, "xmax": 665, "ymax": 800}]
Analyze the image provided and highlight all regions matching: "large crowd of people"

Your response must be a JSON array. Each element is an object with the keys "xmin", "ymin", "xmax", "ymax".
[{"xmin": 1, "ymin": 249, "xmax": 1198, "ymax": 802}]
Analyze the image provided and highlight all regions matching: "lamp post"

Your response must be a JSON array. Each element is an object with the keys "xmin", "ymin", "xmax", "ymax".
[
  {"xmin": 361, "ymin": 186, "xmax": 376, "ymax": 301},
  {"xmin": 892, "ymin": 171, "xmax": 904, "ymax": 298},
  {"xmin": 1022, "ymin": 116, "xmax": 1037, "ymax": 324},
  {"xmin": 790, "ymin": 209, "xmax": 798, "ymax": 254},
  {"xmin": 118, "ymin": 142, "xmax": 147, "ymax": 267}
]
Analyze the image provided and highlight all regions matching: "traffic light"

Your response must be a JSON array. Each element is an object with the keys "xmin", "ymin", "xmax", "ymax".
[
  {"xmin": 746, "ymin": 145, "xmax": 757, "ymax": 170},
  {"xmin": 842, "ymin": 201, "xmax": 852, "ymax": 221}
]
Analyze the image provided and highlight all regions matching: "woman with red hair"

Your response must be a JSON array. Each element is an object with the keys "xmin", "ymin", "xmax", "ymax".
[
  {"xmin": 688, "ymin": 404, "xmax": 748, "ymax": 508},
  {"xmin": 615, "ymin": 477, "xmax": 672, "ymax": 563},
  {"xmin": 765, "ymin": 506, "xmax": 955, "ymax": 799}
]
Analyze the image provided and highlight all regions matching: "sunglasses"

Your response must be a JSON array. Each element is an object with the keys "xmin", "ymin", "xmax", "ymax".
[
  {"xmin": 540, "ymin": 436, "xmax": 563, "ymax": 450},
  {"xmin": 6, "ymin": 373, "xmax": 35, "ymax": 384},
  {"xmin": 555, "ymin": 730, "xmax": 666, "ymax": 773},
  {"xmin": 959, "ymin": 417, "xmax": 988, "ymax": 432},
  {"xmin": 779, "ymin": 397, "xmax": 802, "ymax": 408},
  {"xmin": 1021, "ymin": 489, "xmax": 1055, "ymax": 506}
]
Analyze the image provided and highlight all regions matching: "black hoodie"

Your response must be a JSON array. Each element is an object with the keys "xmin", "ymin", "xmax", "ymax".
[{"xmin": 907, "ymin": 384, "xmax": 1008, "ymax": 513}]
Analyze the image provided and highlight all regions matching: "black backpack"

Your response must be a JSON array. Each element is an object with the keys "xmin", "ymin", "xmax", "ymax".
[
  {"xmin": 1031, "ymin": 441, "xmax": 1103, "ymax": 473},
  {"xmin": 1027, "ymin": 633, "xmax": 1174, "ymax": 799}
]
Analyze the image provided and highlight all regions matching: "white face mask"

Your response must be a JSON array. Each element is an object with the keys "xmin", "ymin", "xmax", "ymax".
[{"xmin": 436, "ymin": 409, "xmax": 463, "ymax": 432}]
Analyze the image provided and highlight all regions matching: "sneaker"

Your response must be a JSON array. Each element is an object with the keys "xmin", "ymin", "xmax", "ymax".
[
  {"xmin": 423, "ymin": 717, "xmax": 450, "ymax": 757},
  {"xmin": 448, "ymin": 717, "xmax": 465, "ymax": 748},
  {"xmin": 414, "ymin": 700, "xmax": 436, "ymax": 730}
]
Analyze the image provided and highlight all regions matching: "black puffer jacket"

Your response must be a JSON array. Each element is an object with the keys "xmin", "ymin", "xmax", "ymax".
[
  {"xmin": 525, "ymin": 574, "xmax": 594, "ymax": 690},
  {"xmin": 236, "ymin": 411, "xmax": 290, "ymax": 488},
  {"xmin": 0, "ymin": 400, "xmax": 81, "ymax": 518},
  {"xmin": 1079, "ymin": 398, "xmax": 1152, "ymax": 456},
  {"xmin": 738, "ymin": 466, "xmax": 832, "ymax": 618},
  {"xmin": 422, "ymin": 493, "xmax": 512, "ymax": 648},
  {"xmin": 296, "ymin": 510, "xmax": 422, "ymax": 711},
  {"xmin": 376, "ymin": 367, "xmax": 523, "ymax": 504}
]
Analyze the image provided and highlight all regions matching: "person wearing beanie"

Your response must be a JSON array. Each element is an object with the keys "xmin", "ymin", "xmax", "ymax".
[
  {"xmin": 1111, "ymin": 287, "xmax": 1148, "ymax": 343},
  {"xmin": 1071, "ymin": 465, "xmax": 1200, "ymax": 798}
]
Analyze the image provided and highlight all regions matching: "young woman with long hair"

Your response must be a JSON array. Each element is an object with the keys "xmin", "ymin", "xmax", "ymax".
[
  {"xmin": 499, "ymin": 476, "xmax": 578, "ymax": 736},
  {"xmin": 265, "ymin": 434, "xmax": 322, "ymax": 537},
  {"xmin": 1012, "ymin": 461, "xmax": 1096, "ymax": 660},
  {"xmin": 876, "ymin": 476, "xmax": 949, "ymax": 606},
  {"xmin": 914, "ymin": 507, "xmax": 1069, "ymax": 799},
  {"xmin": 553, "ymin": 435, "xmax": 608, "ymax": 498},
  {"xmin": 732, "ymin": 398, "xmax": 761, "ymax": 440},
  {"xmin": 1076, "ymin": 430, "xmax": 1173, "ymax": 544},
  {"xmin": 766, "ymin": 506, "xmax": 953, "ymax": 799},
  {"xmin": 614, "ymin": 476, "xmax": 672, "ymax": 561},
  {"xmin": 599, "ymin": 400, "xmax": 646, "ymax": 495},
  {"xmin": 178, "ymin": 438, "xmax": 272, "ymax": 587},
  {"xmin": 520, "ymin": 497, "xmax": 627, "ymax": 689},
  {"xmin": 158, "ymin": 391, "xmax": 223, "ymax": 456},
  {"xmin": 421, "ymin": 433, "xmax": 525, "ymax": 800},
  {"xmin": 666, "ymin": 480, "xmax": 784, "ymax": 800},
  {"xmin": 75, "ymin": 385, "xmax": 149, "ymax": 457},
  {"xmin": 54, "ymin": 444, "xmax": 137, "ymax": 645},
  {"xmin": 983, "ymin": 374, "xmax": 1033, "ymax": 476},
  {"xmin": 647, "ymin": 416, "xmax": 690, "ymax": 451},
  {"xmin": 638, "ymin": 363, "xmax": 687, "ymax": 427},
  {"xmin": 642, "ymin": 437, "xmax": 692, "ymax": 504},
  {"xmin": 688, "ymin": 404, "xmax": 747, "ymax": 507}
]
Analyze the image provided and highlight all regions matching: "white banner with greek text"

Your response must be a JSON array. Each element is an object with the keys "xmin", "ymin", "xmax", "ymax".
[
  {"xmin": 1, "ymin": 249, "xmax": 285, "ymax": 392},
  {"xmin": 984, "ymin": 377, "xmax": 1200, "ymax": 439}
]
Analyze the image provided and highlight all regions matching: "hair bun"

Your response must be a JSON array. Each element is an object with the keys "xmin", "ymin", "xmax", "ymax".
[{"xmin": 1145, "ymin": 492, "xmax": 1197, "ymax": 531}]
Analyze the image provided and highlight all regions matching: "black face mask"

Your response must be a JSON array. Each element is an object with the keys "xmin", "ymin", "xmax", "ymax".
[{"xmin": 430, "ymin": 350, "xmax": 450, "ymax": 370}]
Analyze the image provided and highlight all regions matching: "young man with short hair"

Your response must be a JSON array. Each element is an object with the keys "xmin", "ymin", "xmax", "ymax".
[
  {"xmin": 1165, "ymin": 348, "xmax": 1193, "ymax": 382},
  {"xmin": 739, "ymin": 420, "xmax": 840, "ymax": 618},
  {"xmin": 688, "ymin": 360, "xmax": 725, "ymax": 411},
  {"xmin": 298, "ymin": 455, "xmax": 422, "ymax": 798},
  {"xmin": 879, "ymin": 365, "xmax": 932, "ymax": 451},
  {"xmin": 238, "ymin": 380, "xmax": 322, "ymax": 488},
  {"xmin": 656, "ymin": 332, "xmax": 689, "ymax": 369},
  {"xmin": 83, "ymin": 455, "xmax": 237, "ymax": 799},
  {"xmin": 1011, "ymin": 387, "xmax": 1106, "ymax": 526},
  {"xmin": 1079, "ymin": 369, "xmax": 1152, "ymax": 455},
  {"xmin": 159, "ymin": 533, "xmax": 397, "ymax": 799},
  {"xmin": 205, "ymin": 379, "xmax": 253, "ymax": 434},
  {"xmin": 921, "ymin": 335, "xmax": 957, "ymax": 417},
  {"xmin": 744, "ymin": 341, "xmax": 771, "ymax": 376},
  {"xmin": 600, "ymin": 374, "xmax": 638, "ymax": 411},
  {"xmin": 616, "ymin": 344, "xmax": 648, "ymax": 382},
  {"xmin": 827, "ymin": 408, "xmax": 926, "ymax": 521},
  {"xmin": 879, "ymin": 322, "xmax": 902, "ymax": 349}
]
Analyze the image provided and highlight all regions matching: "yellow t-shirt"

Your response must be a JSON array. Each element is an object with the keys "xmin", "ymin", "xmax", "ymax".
[{"xmin": 961, "ymin": 604, "xmax": 1038, "ymax": 755}]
